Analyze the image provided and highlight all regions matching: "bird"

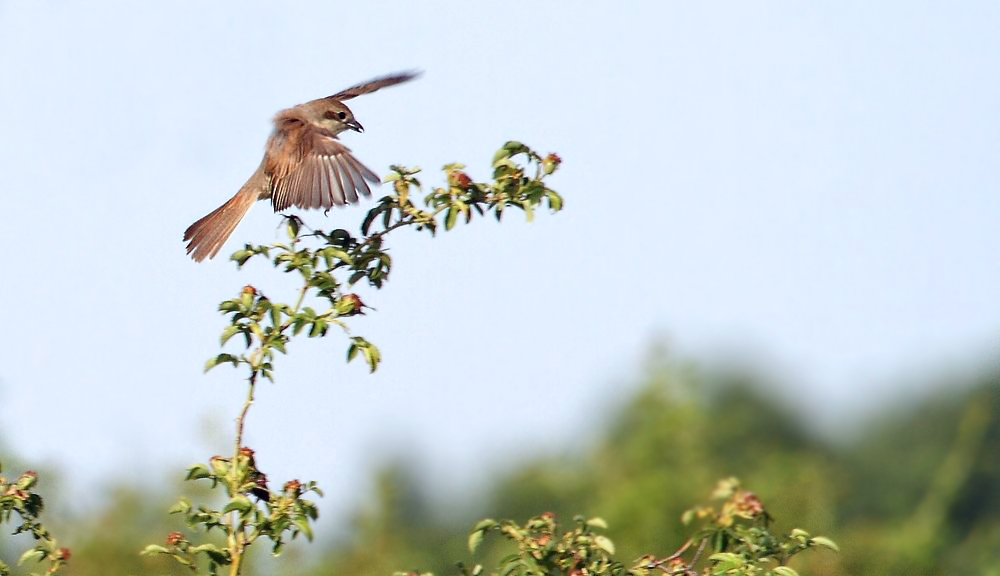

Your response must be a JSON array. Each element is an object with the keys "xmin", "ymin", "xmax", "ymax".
[{"xmin": 183, "ymin": 71, "xmax": 420, "ymax": 261}]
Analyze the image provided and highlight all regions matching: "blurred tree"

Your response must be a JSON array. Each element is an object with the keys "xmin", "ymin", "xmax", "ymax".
[
  {"xmin": 5, "ymin": 357, "xmax": 998, "ymax": 575},
  {"xmin": 305, "ymin": 356, "xmax": 999, "ymax": 575},
  {"xmin": 306, "ymin": 355, "xmax": 845, "ymax": 575},
  {"xmin": 838, "ymin": 370, "xmax": 1000, "ymax": 575},
  {"xmin": 319, "ymin": 464, "xmax": 465, "ymax": 576},
  {"xmin": 485, "ymin": 358, "xmax": 842, "ymax": 574},
  {"xmin": 55, "ymin": 486, "xmax": 188, "ymax": 576}
]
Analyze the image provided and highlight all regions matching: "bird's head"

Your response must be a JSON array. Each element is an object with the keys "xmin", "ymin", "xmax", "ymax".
[{"xmin": 308, "ymin": 100, "xmax": 363, "ymax": 135}]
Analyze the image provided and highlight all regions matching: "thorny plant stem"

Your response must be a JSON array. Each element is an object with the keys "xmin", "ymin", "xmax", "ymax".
[
  {"xmin": 235, "ymin": 368, "xmax": 258, "ymax": 456},
  {"xmin": 228, "ymin": 365, "xmax": 259, "ymax": 576},
  {"xmin": 365, "ymin": 202, "xmax": 449, "ymax": 245}
]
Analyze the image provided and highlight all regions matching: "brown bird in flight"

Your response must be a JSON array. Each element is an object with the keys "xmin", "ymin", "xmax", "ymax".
[{"xmin": 183, "ymin": 71, "xmax": 419, "ymax": 261}]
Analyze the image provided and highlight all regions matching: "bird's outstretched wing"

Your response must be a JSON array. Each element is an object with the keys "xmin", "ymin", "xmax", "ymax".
[
  {"xmin": 329, "ymin": 71, "xmax": 421, "ymax": 101},
  {"xmin": 269, "ymin": 127, "xmax": 379, "ymax": 212}
]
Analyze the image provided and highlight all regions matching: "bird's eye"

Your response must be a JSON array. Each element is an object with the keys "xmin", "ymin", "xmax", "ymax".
[{"xmin": 337, "ymin": 111, "xmax": 347, "ymax": 120}]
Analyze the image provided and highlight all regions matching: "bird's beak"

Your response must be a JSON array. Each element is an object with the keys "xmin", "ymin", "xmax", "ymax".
[{"xmin": 347, "ymin": 119, "xmax": 364, "ymax": 133}]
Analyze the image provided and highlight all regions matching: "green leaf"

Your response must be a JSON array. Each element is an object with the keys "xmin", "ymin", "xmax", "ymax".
[
  {"xmin": 545, "ymin": 190, "xmax": 563, "ymax": 211},
  {"xmin": 190, "ymin": 543, "xmax": 222, "ymax": 555},
  {"xmin": 493, "ymin": 158, "xmax": 517, "ymax": 173},
  {"xmin": 445, "ymin": 206, "xmax": 458, "ymax": 231},
  {"xmin": 169, "ymin": 498, "xmax": 192, "ymax": 514},
  {"xmin": 492, "ymin": 141, "xmax": 527, "ymax": 166},
  {"xmin": 492, "ymin": 147, "xmax": 511, "ymax": 166},
  {"xmin": 362, "ymin": 342, "xmax": 381, "ymax": 373},
  {"xmin": 810, "ymin": 536, "xmax": 840, "ymax": 552},
  {"xmin": 468, "ymin": 529, "xmax": 485, "ymax": 553},
  {"xmin": 382, "ymin": 204, "xmax": 393, "ymax": 229},
  {"xmin": 362, "ymin": 206, "xmax": 381, "ymax": 235},
  {"xmin": 772, "ymin": 567, "xmax": 799, "ymax": 576},
  {"xmin": 681, "ymin": 509, "xmax": 696, "ymax": 525},
  {"xmin": 790, "ymin": 528, "xmax": 810, "ymax": 541},
  {"xmin": 594, "ymin": 535, "xmax": 615, "ymax": 555},
  {"xmin": 17, "ymin": 548, "xmax": 44, "ymax": 565},
  {"xmin": 204, "ymin": 353, "xmax": 239, "ymax": 373},
  {"xmin": 471, "ymin": 519, "xmax": 497, "ymax": 531},
  {"xmin": 141, "ymin": 544, "xmax": 170, "ymax": 555},
  {"xmin": 709, "ymin": 552, "xmax": 743, "ymax": 572},
  {"xmin": 308, "ymin": 320, "xmax": 325, "ymax": 337},
  {"xmin": 202, "ymin": 547, "xmax": 231, "ymax": 565},
  {"xmin": 220, "ymin": 325, "xmax": 241, "ymax": 347},
  {"xmin": 323, "ymin": 248, "xmax": 353, "ymax": 266},
  {"xmin": 186, "ymin": 464, "xmax": 212, "ymax": 480},
  {"xmin": 346, "ymin": 338, "xmax": 380, "ymax": 372},
  {"xmin": 711, "ymin": 477, "xmax": 740, "ymax": 499},
  {"xmin": 293, "ymin": 515, "xmax": 314, "ymax": 540},
  {"xmin": 272, "ymin": 338, "xmax": 287, "ymax": 354},
  {"xmin": 586, "ymin": 517, "xmax": 608, "ymax": 529},
  {"xmin": 272, "ymin": 538, "xmax": 286, "ymax": 556},
  {"xmin": 231, "ymin": 250, "xmax": 253, "ymax": 266},
  {"xmin": 223, "ymin": 495, "xmax": 253, "ymax": 515},
  {"xmin": 499, "ymin": 559, "xmax": 523, "ymax": 576}
]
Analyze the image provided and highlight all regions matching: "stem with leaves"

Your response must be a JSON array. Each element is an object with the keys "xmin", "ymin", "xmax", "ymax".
[
  {"xmin": 0, "ymin": 466, "xmax": 69, "ymax": 576},
  {"xmin": 143, "ymin": 142, "xmax": 564, "ymax": 576},
  {"xmin": 459, "ymin": 478, "xmax": 837, "ymax": 576}
]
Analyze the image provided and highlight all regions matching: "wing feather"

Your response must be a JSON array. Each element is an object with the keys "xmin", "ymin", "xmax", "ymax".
[
  {"xmin": 335, "ymin": 154, "xmax": 359, "ymax": 204},
  {"xmin": 329, "ymin": 71, "xmax": 421, "ymax": 101},
  {"xmin": 318, "ymin": 158, "xmax": 334, "ymax": 207},
  {"xmin": 268, "ymin": 126, "xmax": 382, "ymax": 211},
  {"xmin": 346, "ymin": 159, "xmax": 370, "ymax": 200},
  {"xmin": 305, "ymin": 157, "xmax": 319, "ymax": 209},
  {"xmin": 344, "ymin": 154, "xmax": 379, "ymax": 189},
  {"xmin": 325, "ymin": 156, "xmax": 345, "ymax": 205}
]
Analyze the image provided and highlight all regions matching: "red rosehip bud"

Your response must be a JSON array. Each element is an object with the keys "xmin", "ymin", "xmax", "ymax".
[
  {"xmin": 336, "ymin": 294, "xmax": 368, "ymax": 317},
  {"xmin": 542, "ymin": 153, "xmax": 562, "ymax": 175},
  {"xmin": 240, "ymin": 285, "xmax": 257, "ymax": 308},
  {"xmin": 450, "ymin": 170, "xmax": 473, "ymax": 188},
  {"xmin": 238, "ymin": 447, "xmax": 257, "ymax": 465},
  {"xmin": 16, "ymin": 470, "xmax": 38, "ymax": 490},
  {"xmin": 735, "ymin": 491, "xmax": 764, "ymax": 517},
  {"xmin": 283, "ymin": 479, "xmax": 302, "ymax": 497}
]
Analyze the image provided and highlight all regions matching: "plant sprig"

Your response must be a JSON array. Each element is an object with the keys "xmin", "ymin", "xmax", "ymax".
[
  {"xmin": 144, "ymin": 142, "xmax": 563, "ymax": 576},
  {"xmin": 0, "ymin": 465, "xmax": 69, "ymax": 576},
  {"xmin": 458, "ymin": 478, "xmax": 837, "ymax": 576}
]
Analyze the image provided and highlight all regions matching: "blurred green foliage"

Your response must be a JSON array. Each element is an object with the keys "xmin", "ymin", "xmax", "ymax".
[
  {"xmin": 5, "ymin": 355, "xmax": 995, "ymax": 575},
  {"xmin": 300, "ymin": 357, "xmax": 1000, "ymax": 576}
]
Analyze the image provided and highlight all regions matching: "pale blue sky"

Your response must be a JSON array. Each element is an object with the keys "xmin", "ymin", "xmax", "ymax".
[{"xmin": 1, "ymin": 2, "xmax": 997, "ymax": 528}]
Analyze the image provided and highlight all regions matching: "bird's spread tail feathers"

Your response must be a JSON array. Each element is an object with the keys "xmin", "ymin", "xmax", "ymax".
[{"xmin": 183, "ymin": 185, "xmax": 258, "ymax": 262}]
